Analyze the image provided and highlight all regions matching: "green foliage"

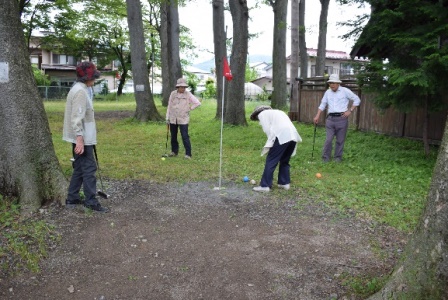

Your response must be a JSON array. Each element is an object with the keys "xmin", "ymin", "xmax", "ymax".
[
  {"xmin": 202, "ymin": 78, "xmax": 217, "ymax": 99},
  {"xmin": 0, "ymin": 196, "xmax": 60, "ymax": 276},
  {"xmin": 245, "ymin": 62, "xmax": 258, "ymax": 82},
  {"xmin": 340, "ymin": 272, "xmax": 388, "ymax": 298},
  {"xmin": 186, "ymin": 73, "xmax": 199, "ymax": 95},
  {"xmin": 354, "ymin": 0, "xmax": 448, "ymax": 113},
  {"xmin": 32, "ymin": 65, "xmax": 51, "ymax": 86},
  {"xmin": 44, "ymin": 98, "xmax": 437, "ymax": 232}
]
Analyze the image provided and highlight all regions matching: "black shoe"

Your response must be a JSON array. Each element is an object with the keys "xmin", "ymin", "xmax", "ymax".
[
  {"xmin": 66, "ymin": 199, "xmax": 82, "ymax": 209},
  {"xmin": 84, "ymin": 203, "xmax": 110, "ymax": 213}
]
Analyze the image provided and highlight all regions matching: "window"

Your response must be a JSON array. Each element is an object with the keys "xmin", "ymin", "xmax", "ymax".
[
  {"xmin": 311, "ymin": 65, "xmax": 334, "ymax": 77},
  {"xmin": 52, "ymin": 53, "xmax": 76, "ymax": 65},
  {"xmin": 340, "ymin": 63, "xmax": 353, "ymax": 76},
  {"xmin": 30, "ymin": 56, "xmax": 39, "ymax": 64}
]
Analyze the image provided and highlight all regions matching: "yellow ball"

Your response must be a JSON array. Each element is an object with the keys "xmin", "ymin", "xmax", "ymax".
[{"xmin": 161, "ymin": 157, "xmax": 166, "ymax": 161}]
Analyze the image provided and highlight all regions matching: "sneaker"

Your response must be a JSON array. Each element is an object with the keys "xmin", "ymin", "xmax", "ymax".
[
  {"xmin": 253, "ymin": 186, "xmax": 270, "ymax": 192},
  {"xmin": 66, "ymin": 199, "xmax": 82, "ymax": 209},
  {"xmin": 84, "ymin": 203, "xmax": 110, "ymax": 213},
  {"xmin": 168, "ymin": 152, "xmax": 178, "ymax": 157},
  {"xmin": 278, "ymin": 184, "xmax": 290, "ymax": 190},
  {"xmin": 184, "ymin": 155, "xmax": 191, "ymax": 159}
]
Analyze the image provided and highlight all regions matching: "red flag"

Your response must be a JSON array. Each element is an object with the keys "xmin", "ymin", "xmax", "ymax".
[{"xmin": 223, "ymin": 57, "xmax": 233, "ymax": 81}]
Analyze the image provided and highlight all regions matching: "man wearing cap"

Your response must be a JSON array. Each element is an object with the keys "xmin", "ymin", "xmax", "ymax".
[
  {"xmin": 313, "ymin": 74, "xmax": 361, "ymax": 162},
  {"xmin": 63, "ymin": 61, "xmax": 109, "ymax": 213},
  {"xmin": 250, "ymin": 106, "xmax": 302, "ymax": 192},
  {"xmin": 166, "ymin": 78, "xmax": 201, "ymax": 159}
]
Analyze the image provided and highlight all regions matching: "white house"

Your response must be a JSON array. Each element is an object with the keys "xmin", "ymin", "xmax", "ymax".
[{"xmin": 253, "ymin": 48, "xmax": 368, "ymax": 93}]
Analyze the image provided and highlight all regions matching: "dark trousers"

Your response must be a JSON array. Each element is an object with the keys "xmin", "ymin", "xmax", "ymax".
[
  {"xmin": 323, "ymin": 116, "xmax": 349, "ymax": 161},
  {"xmin": 260, "ymin": 138, "xmax": 297, "ymax": 188},
  {"xmin": 170, "ymin": 123, "xmax": 191, "ymax": 156},
  {"xmin": 67, "ymin": 144, "xmax": 99, "ymax": 206}
]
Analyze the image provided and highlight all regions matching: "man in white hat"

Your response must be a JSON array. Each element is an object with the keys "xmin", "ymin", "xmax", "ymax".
[
  {"xmin": 166, "ymin": 78, "xmax": 201, "ymax": 159},
  {"xmin": 313, "ymin": 74, "xmax": 360, "ymax": 162}
]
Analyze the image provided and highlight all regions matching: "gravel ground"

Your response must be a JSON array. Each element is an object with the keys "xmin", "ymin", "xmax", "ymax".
[{"xmin": 1, "ymin": 179, "xmax": 406, "ymax": 300}]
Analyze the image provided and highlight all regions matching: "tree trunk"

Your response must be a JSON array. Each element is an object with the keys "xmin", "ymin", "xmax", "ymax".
[
  {"xmin": 168, "ymin": 0, "xmax": 182, "ymax": 89},
  {"xmin": 315, "ymin": 0, "xmax": 329, "ymax": 77},
  {"xmin": 126, "ymin": 0, "xmax": 162, "ymax": 122},
  {"xmin": 0, "ymin": 0, "xmax": 67, "ymax": 214},
  {"xmin": 368, "ymin": 120, "xmax": 448, "ymax": 299},
  {"xmin": 289, "ymin": 0, "xmax": 300, "ymax": 117},
  {"xmin": 226, "ymin": 0, "xmax": 248, "ymax": 126},
  {"xmin": 212, "ymin": 0, "xmax": 227, "ymax": 120},
  {"xmin": 160, "ymin": 3, "xmax": 171, "ymax": 106},
  {"xmin": 160, "ymin": 1, "xmax": 182, "ymax": 107},
  {"xmin": 299, "ymin": 0, "xmax": 308, "ymax": 79},
  {"xmin": 270, "ymin": 0, "xmax": 288, "ymax": 109}
]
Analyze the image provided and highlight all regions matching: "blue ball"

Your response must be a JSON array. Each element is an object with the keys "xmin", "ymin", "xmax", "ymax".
[{"xmin": 243, "ymin": 176, "xmax": 249, "ymax": 182}]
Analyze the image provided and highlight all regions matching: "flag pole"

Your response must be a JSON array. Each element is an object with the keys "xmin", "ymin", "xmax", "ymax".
[
  {"xmin": 214, "ymin": 56, "xmax": 232, "ymax": 191},
  {"xmin": 217, "ymin": 75, "xmax": 225, "ymax": 190}
]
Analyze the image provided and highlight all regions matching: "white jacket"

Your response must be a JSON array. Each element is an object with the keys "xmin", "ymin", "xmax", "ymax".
[
  {"xmin": 258, "ymin": 110, "xmax": 302, "ymax": 156},
  {"xmin": 62, "ymin": 82, "xmax": 97, "ymax": 145}
]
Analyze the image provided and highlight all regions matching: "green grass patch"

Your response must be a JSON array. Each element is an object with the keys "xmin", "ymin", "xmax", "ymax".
[
  {"xmin": 46, "ymin": 96, "xmax": 437, "ymax": 232},
  {"xmin": 340, "ymin": 272, "xmax": 389, "ymax": 298},
  {"xmin": 0, "ymin": 195, "xmax": 60, "ymax": 276}
]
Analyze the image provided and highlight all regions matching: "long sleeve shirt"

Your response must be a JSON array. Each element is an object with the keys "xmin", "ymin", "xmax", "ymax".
[
  {"xmin": 166, "ymin": 90, "xmax": 201, "ymax": 125},
  {"xmin": 63, "ymin": 82, "xmax": 97, "ymax": 145},
  {"xmin": 258, "ymin": 110, "xmax": 302, "ymax": 156},
  {"xmin": 318, "ymin": 86, "xmax": 361, "ymax": 113}
]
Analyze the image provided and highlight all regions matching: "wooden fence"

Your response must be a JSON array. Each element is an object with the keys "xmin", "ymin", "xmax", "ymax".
[{"xmin": 288, "ymin": 77, "xmax": 447, "ymax": 143}]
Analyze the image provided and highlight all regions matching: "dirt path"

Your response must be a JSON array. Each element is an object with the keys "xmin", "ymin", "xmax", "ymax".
[{"xmin": 1, "ymin": 180, "xmax": 405, "ymax": 300}]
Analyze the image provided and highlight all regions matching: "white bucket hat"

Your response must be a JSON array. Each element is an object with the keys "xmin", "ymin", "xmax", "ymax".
[
  {"xmin": 175, "ymin": 78, "xmax": 189, "ymax": 87},
  {"xmin": 327, "ymin": 74, "xmax": 342, "ymax": 83}
]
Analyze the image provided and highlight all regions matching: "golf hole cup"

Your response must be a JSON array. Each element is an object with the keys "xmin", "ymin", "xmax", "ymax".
[{"xmin": 243, "ymin": 176, "xmax": 249, "ymax": 182}]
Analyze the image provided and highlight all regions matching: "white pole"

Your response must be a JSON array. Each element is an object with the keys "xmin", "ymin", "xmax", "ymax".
[{"xmin": 215, "ymin": 76, "xmax": 225, "ymax": 190}]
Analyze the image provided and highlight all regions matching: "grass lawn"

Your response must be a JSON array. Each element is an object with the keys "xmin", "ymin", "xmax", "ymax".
[{"xmin": 44, "ymin": 95, "xmax": 438, "ymax": 232}]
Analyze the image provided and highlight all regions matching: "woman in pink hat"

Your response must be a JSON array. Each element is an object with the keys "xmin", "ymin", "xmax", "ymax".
[{"xmin": 166, "ymin": 78, "xmax": 201, "ymax": 159}]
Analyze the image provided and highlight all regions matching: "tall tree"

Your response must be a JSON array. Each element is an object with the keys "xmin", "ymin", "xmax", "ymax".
[
  {"xmin": 126, "ymin": 0, "xmax": 162, "ymax": 121},
  {"xmin": 212, "ymin": 0, "xmax": 227, "ymax": 119},
  {"xmin": 350, "ymin": 0, "xmax": 448, "ymax": 156},
  {"xmin": 346, "ymin": 0, "xmax": 448, "ymax": 296},
  {"xmin": 20, "ymin": 0, "xmax": 53, "ymax": 49},
  {"xmin": 0, "ymin": 0, "xmax": 67, "ymax": 214},
  {"xmin": 298, "ymin": 0, "xmax": 308, "ymax": 79},
  {"xmin": 267, "ymin": 0, "xmax": 288, "ymax": 109},
  {"xmin": 315, "ymin": 0, "xmax": 330, "ymax": 77},
  {"xmin": 289, "ymin": 0, "xmax": 300, "ymax": 114},
  {"xmin": 368, "ymin": 118, "xmax": 448, "ymax": 298},
  {"xmin": 160, "ymin": 0, "xmax": 182, "ymax": 107},
  {"xmin": 226, "ymin": 0, "xmax": 249, "ymax": 125}
]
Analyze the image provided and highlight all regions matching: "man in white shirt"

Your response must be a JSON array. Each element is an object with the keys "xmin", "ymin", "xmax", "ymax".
[
  {"xmin": 313, "ymin": 74, "xmax": 361, "ymax": 162},
  {"xmin": 250, "ymin": 106, "xmax": 302, "ymax": 192}
]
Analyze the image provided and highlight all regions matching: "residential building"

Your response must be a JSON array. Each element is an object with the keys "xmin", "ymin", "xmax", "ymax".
[
  {"xmin": 29, "ymin": 34, "xmax": 117, "ymax": 97},
  {"xmin": 252, "ymin": 48, "xmax": 368, "ymax": 93}
]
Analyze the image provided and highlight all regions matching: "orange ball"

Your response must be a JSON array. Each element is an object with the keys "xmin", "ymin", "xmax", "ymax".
[{"xmin": 316, "ymin": 173, "xmax": 322, "ymax": 178}]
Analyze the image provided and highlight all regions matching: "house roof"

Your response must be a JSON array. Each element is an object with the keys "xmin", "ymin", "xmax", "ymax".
[
  {"xmin": 41, "ymin": 64, "xmax": 76, "ymax": 71},
  {"xmin": 286, "ymin": 48, "xmax": 368, "ymax": 62},
  {"xmin": 185, "ymin": 66, "xmax": 211, "ymax": 74}
]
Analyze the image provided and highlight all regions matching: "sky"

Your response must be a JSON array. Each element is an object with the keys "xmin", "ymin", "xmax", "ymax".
[{"xmin": 178, "ymin": 0, "xmax": 371, "ymax": 64}]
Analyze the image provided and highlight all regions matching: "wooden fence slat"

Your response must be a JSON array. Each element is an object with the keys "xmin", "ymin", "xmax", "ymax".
[{"xmin": 289, "ymin": 77, "xmax": 447, "ymax": 142}]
